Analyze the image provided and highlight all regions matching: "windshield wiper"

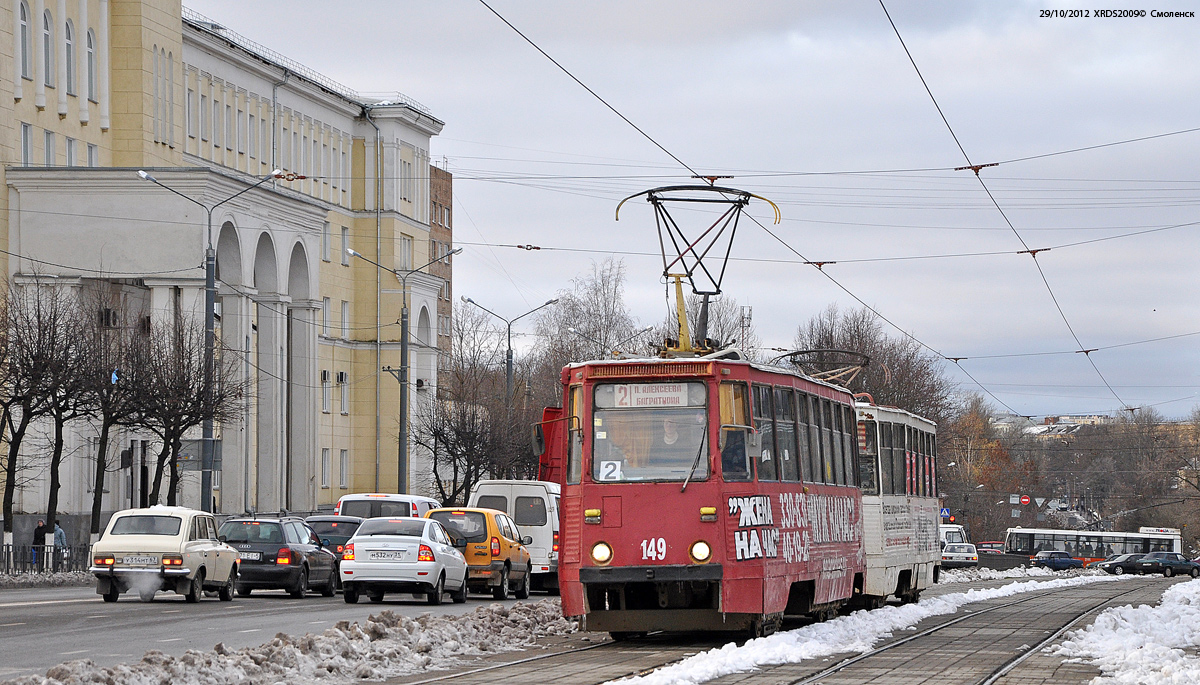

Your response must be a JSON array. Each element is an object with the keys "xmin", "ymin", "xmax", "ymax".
[{"xmin": 680, "ymin": 441, "xmax": 707, "ymax": 493}]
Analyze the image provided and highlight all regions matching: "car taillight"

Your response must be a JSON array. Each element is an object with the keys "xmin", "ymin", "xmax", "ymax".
[
  {"xmin": 553, "ymin": 531, "xmax": 559, "ymax": 553},
  {"xmin": 491, "ymin": 537, "xmax": 501, "ymax": 557},
  {"xmin": 418, "ymin": 544, "xmax": 434, "ymax": 562},
  {"xmin": 162, "ymin": 555, "xmax": 183, "ymax": 567},
  {"xmin": 94, "ymin": 555, "xmax": 114, "ymax": 566},
  {"xmin": 276, "ymin": 548, "xmax": 292, "ymax": 565},
  {"xmin": 343, "ymin": 543, "xmax": 355, "ymax": 561}
]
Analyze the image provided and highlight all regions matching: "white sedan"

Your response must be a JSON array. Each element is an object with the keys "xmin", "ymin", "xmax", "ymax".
[{"xmin": 340, "ymin": 517, "xmax": 468, "ymax": 605}]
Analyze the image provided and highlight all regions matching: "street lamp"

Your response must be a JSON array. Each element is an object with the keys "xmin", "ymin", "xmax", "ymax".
[
  {"xmin": 348, "ymin": 246, "xmax": 462, "ymax": 494},
  {"xmin": 138, "ymin": 168, "xmax": 283, "ymax": 513},
  {"xmin": 461, "ymin": 297, "xmax": 558, "ymax": 403}
]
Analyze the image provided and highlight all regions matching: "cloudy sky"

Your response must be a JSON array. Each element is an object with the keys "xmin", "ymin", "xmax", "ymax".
[{"xmin": 189, "ymin": 0, "xmax": 1200, "ymax": 419}]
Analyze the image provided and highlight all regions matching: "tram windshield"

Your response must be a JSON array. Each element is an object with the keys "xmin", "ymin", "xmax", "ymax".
[{"xmin": 591, "ymin": 381, "xmax": 708, "ymax": 482}]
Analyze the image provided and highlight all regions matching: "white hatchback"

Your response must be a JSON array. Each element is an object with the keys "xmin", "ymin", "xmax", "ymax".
[
  {"xmin": 340, "ymin": 517, "xmax": 468, "ymax": 605},
  {"xmin": 90, "ymin": 506, "xmax": 238, "ymax": 602}
]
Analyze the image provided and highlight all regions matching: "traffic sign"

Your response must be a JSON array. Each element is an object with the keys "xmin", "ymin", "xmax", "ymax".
[
  {"xmin": 1020, "ymin": 494, "xmax": 1031, "ymax": 505},
  {"xmin": 940, "ymin": 508, "xmax": 950, "ymax": 518}
]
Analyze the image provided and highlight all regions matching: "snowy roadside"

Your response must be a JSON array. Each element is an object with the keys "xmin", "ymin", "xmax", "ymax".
[
  {"xmin": 3, "ymin": 599, "xmax": 575, "ymax": 685},
  {"xmin": 1052, "ymin": 577, "xmax": 1200, "ymax": 683},
  {"xmin": 938, "ymin": 565, "xmax": 1069, "ymax": 583},
  {"xmin": 0, "ymin": 571, "xmax": 93, "ymax": 590},
  {"xmin": 610, "ymin": 573, "xmax": 1141, "ymax": 685}
]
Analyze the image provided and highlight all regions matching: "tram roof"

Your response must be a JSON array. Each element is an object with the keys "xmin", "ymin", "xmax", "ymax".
[
  {"xmin": 855, "ymin": 401, "xmax": 937, "ymax": 429},
  {"xmin": 565, "ymin": 354, "xmax": 854, "ymax": 396}
]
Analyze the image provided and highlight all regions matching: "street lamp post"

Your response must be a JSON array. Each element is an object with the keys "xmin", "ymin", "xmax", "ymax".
[
  {"xmin": 138, "ymin": 168, "xmax": 283, "ymax": 513},
  {"xmin": 461, "ymin": 297, "xmax": 558, "ymax": 403},
  {"xmin": 348, "ymin": 247, "xmax": 462, "ymax": 494}
]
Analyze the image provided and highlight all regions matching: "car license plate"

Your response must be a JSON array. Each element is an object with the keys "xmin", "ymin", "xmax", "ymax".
[
  {"xmin": 122, "ymin": 555, "xmax": 157, "ymax": 565},
  {"xmin": 238, "ymin": 551, "xmax": 261, "ymax": 561},
  {"xmin": 368, "ymin": 551, "xmax": 405, "ymax": 560},
  {"xmin": 469, "ymin": 568, "xmax": 490, "ymax": 576}
]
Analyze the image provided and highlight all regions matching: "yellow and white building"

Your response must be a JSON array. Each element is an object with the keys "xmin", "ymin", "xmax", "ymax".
[{"xmin": 1, "ymin": 0, "xmax": 452, "ymax": 521}]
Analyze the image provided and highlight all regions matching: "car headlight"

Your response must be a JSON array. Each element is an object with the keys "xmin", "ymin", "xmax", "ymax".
[
  {"xmin": 590, "ymin": 542, "xmax": 613, "ymax": 565},
  {"xmin": 690, "ymin": 540, "xmax": 711, "ymax": 563}
]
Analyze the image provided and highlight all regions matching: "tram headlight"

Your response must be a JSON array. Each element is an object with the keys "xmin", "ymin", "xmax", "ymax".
[
  {"xmin": 590, "ymin": 541, "xmax": 613, "ymax": 565},
  {"xmin": 690, "ymin": 540, "xmax": 712, "ymax": 563}
]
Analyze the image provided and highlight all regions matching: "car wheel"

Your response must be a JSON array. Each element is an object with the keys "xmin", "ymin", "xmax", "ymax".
[
  {"xmin": 1165, "ymin": 567, "xmax": 1174, "ymax": 578},
  {"xmin": 343, "ymin": 585, "xmax": 359, "ymax": 604},
  {"xmin": 1191, "ymin": 568, "xmax": 1200, "ymax": 578},
  {"xmin": 219, "ymin": 568, "xmax": 236, "ymax": 602},
  {"xmin": 185, "ymin": 570, "xmax": 204, "ymax": 603},
  {"xmin": 102, "ymin": 587, "xmax": 119, "ymax": 603},
  {"xmin": 236, "ymin": 585, "xmax": 252, "ymax": 597},
  {"xmin": 289, "ymin": 567, "xmax": 309, "ymax": 598},
  {"xmin": 320, "ymin": 573, "xmax": 336, "ymax": 597},
  {"xmin": 515, "ymin": 568, "xmax": 531, "ymax": 600},
  {"xmin": 450, "ymin": 576, "xmax": 468, "ymax": 604},
  {"xmin": 492, "ymin": 567, "xmax": 510, "ymax": 601},
  {"xmin": 1114, "ymin": 566, "xmax": 1124, "ymax": 575},
  {"xmin": 427, "ymin": 574, "xmax": 444, "ymax": 606}
]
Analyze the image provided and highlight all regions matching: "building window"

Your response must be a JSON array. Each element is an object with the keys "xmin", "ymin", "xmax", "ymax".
[
  {"xmin": 186, "ymin": 90, "xmax": 194, "ymax": 138},
  {"xmin": 321, "ymin": 222, "xmax": 330, "ymax": 261},
  {"xmin": 64, "ymin": 21, "xmax": 74, "ymax": 94},
  {"xmin": 338, "ymin": 372, "xmax": 349, "ymax": 415},
  {"xmin": 225, "ymin": 104, "xmax": 232, "ymax": 150},
  {"xmin": 42, "ymin": 10, "xmax": 53, "ymax": 87},
  {"xmin": 236, "ymin": 108, "xmax": 244, "ymax": 154},
  {"xmin": 43, "ymin": 130, "xmax": 53, "ymax": 166},
  {"xmin": 339, "ymin": 450, "xmax": 348, "ymax": 489},
  {"xmin": 248, "ymin": 114, "xmax": 256, "ymax": 158},
  {"xmin": 259, "ymin": 118, "xmax": 267, "ymax": 161},
  {"xmin": 321, "ymin": 371, "xmax": 331, "ymax": 413},
  {"xmin": 398, "ymin": 235, "xmax": 413, "ymax": 271},
  {"xmin": 340, "ymin": 301, "xmax": 349, "ymax": 339},
  {"xmin": 341, "ymin": 227, "xmax": 349, "ymax": 266},
  {"xmin": 321, "ymin": 297, "xmax": 330, "ymax": 336},
  {"xmin": 65, "ymin": 137, "xmax": 76, "ymax": 166},
  {"xmin": 85, "ymin": 30, "xmax": 95, "ymax": 100},
  {"xmin": 86, "ymin": 143, "xmax": 98, "ymax": 167},
  {"xmin": 19, "ymin": 2, "xmax": 31, "ymax": 79},
  {"xmin": 320, "ymin": 449, "xmax": 330, "ymax": 488},
  {"xmin": 200, "ymin": 94, "xmax": 208, "ymax": 140},
  {"xmin": 20, "ymin": 124, "xmax": 32, "ymax": 166}
]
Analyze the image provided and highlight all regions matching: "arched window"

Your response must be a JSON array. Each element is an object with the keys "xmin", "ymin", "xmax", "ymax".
[
  {"xmin": 18, "ymin": 2, "xmax": 31, "ymax": 79},
  {"xmin": 64, "ymin": 21, "xmax": 75, "ymax": 94},
  {"xmin": 86, "ymin": 29, "xmax": 95, "ymax": 101},
  {"xmin": 42, "ymin": 9, "xmax": 53, "ymax": 86}
]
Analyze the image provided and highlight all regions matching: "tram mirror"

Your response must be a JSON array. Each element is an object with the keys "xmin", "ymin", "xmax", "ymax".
[{"xmin": 531, "ymin": 424, "xmax": 546, "ymax": 457}]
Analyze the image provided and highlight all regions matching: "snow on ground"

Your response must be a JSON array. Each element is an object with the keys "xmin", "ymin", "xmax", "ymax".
[
  {"xmin": 3, "ymin": 599, "xmax": 575, "ymax": 685},
  {"xmin": 0, "ymin": 571, "xmax": 93, "ymax": 590},
  {"xmin": 613, "ymin": 574, "xmax": 1140, "ymax": 685},
  {"xmin": 938, "ymin": 565, "xmax": 1063, "ymax": 583},
  {"xmin": 1052, "ymin": 578, "xmax": 1200, "ymax": 684}
]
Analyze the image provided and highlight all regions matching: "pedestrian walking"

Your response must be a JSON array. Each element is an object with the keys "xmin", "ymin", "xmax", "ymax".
[
  {"xmin": 32, "ymin": 519, "xmax": 49, "ymax": 572},
  {"xmin": 53, "ymin": 521, "xmax": 67, "ymax": 572}
]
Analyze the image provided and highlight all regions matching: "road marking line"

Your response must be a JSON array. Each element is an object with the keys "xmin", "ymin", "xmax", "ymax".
[
  {"xmin": 60, "ymin": 650, "xmax": 89, "ymax": 655},
  {"xmin": 157, "ymin": 638, "xmax": 183, "ymax": 643},
  {"xmin": 238, "ymin": 628, "xmax": 261, "ymax": 633},
  {"xmin": 0, "ymin": 599, "xmax": 96, "ymax": 608},
  {"xmin": 0, "ymin": 622, "xmax": 27, "ymax": 627},
  {"xmin": 163, "ymin": 610, "xmax": 182, "ymax": 613},
  {"xmin": 307, "ymin": 620, "xmax": 325, "ymax": 624}
]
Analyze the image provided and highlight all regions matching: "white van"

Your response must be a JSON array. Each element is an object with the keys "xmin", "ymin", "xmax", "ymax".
[
  {"xmin": 334, "ymin": 493, "xmax": 440, "ymax": 519},
  {"xmin": 939, "ymin": 524, "xmax": 968, "ymax": 550},
  {"xmin": 468, "ymin": 480, "xmax": 560, "ymax": 593}
]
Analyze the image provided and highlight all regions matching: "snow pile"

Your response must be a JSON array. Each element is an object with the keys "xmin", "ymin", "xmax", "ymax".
[
  {"xmin": 4, "ymin": 600, "xmax": 575, "ymax": 685},
  {"xmin": 939, "ymin": 565, "xmax": 1058, "ymax": 583},
  {"xmin": 1052, "ymin": 578, "xmax": 1200, "ymax": 683},
  {"xmin": 615, "ymin": 574, "xmax": 1138, "ymax": 685},
  {"xmin": 0, "ymin": 571, "xmax": 93, "ymax": 590}
]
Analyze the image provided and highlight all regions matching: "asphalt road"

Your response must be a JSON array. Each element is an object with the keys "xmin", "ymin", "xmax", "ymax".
[{"xmin": 0, "ymin": 583, "xmax": 526, "ymax": 681}]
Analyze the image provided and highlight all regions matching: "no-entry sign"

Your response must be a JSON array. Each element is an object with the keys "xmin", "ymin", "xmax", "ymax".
[{"xmin": 1020, "ymin": 494, "xmax": 1031, "ymax": 505}]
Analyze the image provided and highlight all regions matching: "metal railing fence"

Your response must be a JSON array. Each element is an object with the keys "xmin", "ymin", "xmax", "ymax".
[{"xmin": 1, "ymin": 544, "xmax": 91, "ymax": 574}]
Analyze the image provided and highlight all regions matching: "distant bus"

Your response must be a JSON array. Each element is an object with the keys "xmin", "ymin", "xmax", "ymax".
[{"xmin": 1003, "ymin": 526, "xmax": 1181, "ymax": 563}]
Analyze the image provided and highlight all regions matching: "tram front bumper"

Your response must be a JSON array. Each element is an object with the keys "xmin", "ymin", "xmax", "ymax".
[{"xmin": 579, "ymin": 564, "xmax": 727, "ymax": 632}]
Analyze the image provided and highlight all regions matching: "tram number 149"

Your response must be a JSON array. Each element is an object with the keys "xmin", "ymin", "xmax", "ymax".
[{"xmin": 641, "ymin": 538, "xmax": 667, "ymax": 560}]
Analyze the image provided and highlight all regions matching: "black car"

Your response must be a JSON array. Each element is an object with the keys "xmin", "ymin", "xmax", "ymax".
[
  {"xmin": 1136, "ymin": 552, "xmax": 1200, "ymax": 577},
  {"xmin": 218, "ymin": 517, "xmax": 338, "ymax": 597},
  {"xmin": 305, "ymin": 515, "xmax": 364, "ymax": 590},
  {"xmin": 1089, "ymin": 553, "xmax": 1145, "ymax": 575}
]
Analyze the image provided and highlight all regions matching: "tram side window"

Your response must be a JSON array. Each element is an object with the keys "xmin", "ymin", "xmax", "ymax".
[
  {"xmin": 830, "ymin": 403, "xmax": 845, "ymax": 485},
  {"xmin": 820, "ymin": 399, "xmax": 836, "ymax": 484},
  {"xmin": 752, "ymin": 385, "xmax": 778, "ymax": 481},
  {"xmin": 775, "ymin": 388, "xmax": 800, "ymax": 482},
  {"xmin": 567, "ymin": 386, "xmax": 583, "ymax": 485},
  {"xmin": 879, "ymin": 421, "xmax": 893, "ymax": 494},
  {"xmin": 915, "ymin": 428, "xmax": 925, "ymax": 497},
  {"xmin": 894, "ymin": 424, "xmax": 907, "ymax": 495},
  {"xmin": 841, "ymin": 406, "xmax": 856, "ymax": 487},
  {"xmin": 719, "ymin": 382, "xmax": 753, "ymax": 482},
  {"xmin": 796, "ymin": 391, "xmax": 813, "ymax": 483},
  {"xmin": 928, "ymin": 432, "xmax": 938, "ymax": 498},
  {"xmin": 858, "ymin": 420, "xmax": 880, "ymax": 495},
  {"xmin": 804, "ymin": 394, "xmax": 824, "ymax": 483}
]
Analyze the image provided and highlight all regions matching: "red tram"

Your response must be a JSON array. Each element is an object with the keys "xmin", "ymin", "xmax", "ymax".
[{"xmin": 539, "ymin": 357, "xmax": 865, "ymax": 637}]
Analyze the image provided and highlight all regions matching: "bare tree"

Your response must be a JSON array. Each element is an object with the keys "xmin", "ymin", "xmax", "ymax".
[
  {"xmin": 131, "ymin": 314, "xmax": 244, "ymax": 506},
  {"xmin": 651, "ymin": 293, "xmax": 762, "ymax": 360},
  {"xmin": 792, "ymin": 304, "xmax": 954, "ymax": 426}
]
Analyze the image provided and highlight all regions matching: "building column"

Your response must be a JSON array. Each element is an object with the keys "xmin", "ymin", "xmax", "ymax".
[
  {"xmin": 97, "ymin": 0, "xmax": 108, "ymax": 129},
  {"xmin": 217, "ymin": 288, "xmax": 251, "ymax": 514},
  {"xmin": 55, "ymin": 0, "xmax": 66, "ymax": 116},
  {"xmin": 254, "ymin": 295, "xmax": 285, "ymax": 513},
  {"xmin": 76, "ymin": 0, "xmax": 86, "ymax": 123},
  {"xmin": 34, "ymin": 0, "xmax": 44, "ymax": 109},
  {"xmin": 287, "ymin": 301, "xmax": 319, "ymax": 511}
]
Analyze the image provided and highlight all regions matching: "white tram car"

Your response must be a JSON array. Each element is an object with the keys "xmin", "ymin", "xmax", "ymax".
[{"xmin": 855, "ymin": 399, "xmax": 941, "ymax": 606}]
